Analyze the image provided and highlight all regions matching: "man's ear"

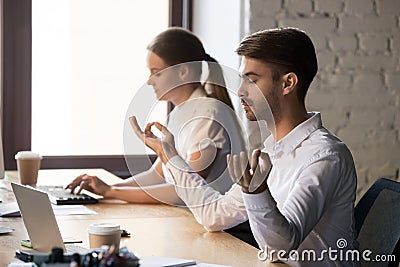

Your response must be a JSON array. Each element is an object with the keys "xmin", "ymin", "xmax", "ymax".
[{"xmin": 282, "ymin": 72, "xmax": 298, "ymax": 96}]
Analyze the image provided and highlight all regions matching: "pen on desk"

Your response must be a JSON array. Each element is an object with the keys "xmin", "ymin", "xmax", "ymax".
[{"xmin": 64, "ymin": 240, "xmax": 83, "ymax": 244}]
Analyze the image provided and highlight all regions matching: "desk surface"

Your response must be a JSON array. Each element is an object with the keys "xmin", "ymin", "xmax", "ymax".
[{"xmin": 0, "ymin": 169, "xmax": 284, "ymax": 267}]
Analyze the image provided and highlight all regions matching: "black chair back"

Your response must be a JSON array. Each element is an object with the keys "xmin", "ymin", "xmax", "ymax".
[{"xmin": 354, "ymin": 178, "xmax": 400, "ymax": 267}]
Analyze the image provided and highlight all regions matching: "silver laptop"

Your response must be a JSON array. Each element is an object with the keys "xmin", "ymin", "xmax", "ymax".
[{"xmin": 11, "ymin": 182, "xmax": 90, "ymax": 253}]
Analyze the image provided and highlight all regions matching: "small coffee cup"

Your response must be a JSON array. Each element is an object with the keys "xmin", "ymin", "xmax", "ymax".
[
  {"xmin": 88, "ymin": 223, "xmax": 121, "ymax": 250},
  {"xmin": 14, "ymin": 151, "xmax": 42, "ymax": 185}
]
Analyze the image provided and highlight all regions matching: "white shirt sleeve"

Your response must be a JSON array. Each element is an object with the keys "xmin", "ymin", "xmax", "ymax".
[
  {"xmin": 165, "ymin": 155, "xmax": 248, "ymax": 232},
  {"xmin": 242, "ymin": 152, "xmax": 342, "ymax": 252}
]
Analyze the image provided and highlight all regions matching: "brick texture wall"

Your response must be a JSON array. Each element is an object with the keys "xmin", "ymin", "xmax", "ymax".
[{"xmin": 246, "ymin": 0, "xmax": 400, "ymax": 200}]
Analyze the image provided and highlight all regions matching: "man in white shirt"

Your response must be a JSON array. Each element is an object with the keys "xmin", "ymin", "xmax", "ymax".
[{"xmin": 130, "ymin": 28, "xmax": 359, "ymax": 266}]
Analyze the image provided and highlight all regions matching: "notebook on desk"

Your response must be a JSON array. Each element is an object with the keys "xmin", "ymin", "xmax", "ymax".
[
  {"xmin": 11, "ymin": 182, "xmax": 91, "ymax": 254},
  {"xmin": 34, "ymin": 185, "xmax": 98, "ymax": 205}
]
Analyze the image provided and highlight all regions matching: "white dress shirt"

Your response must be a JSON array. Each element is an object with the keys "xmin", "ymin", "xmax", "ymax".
[{"xmin": 165, "ymin": 112, "xmax": 359, "ymax": 267}]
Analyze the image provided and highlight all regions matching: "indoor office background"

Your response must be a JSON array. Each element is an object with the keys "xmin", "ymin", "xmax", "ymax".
[{"xmin": 1, "ymin": 0, "xmax": 400, "ymax": 202}]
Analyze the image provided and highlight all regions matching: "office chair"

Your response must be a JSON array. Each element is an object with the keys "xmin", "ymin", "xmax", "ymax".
[{"xmin": 354, "ymin": 178, "xmax": 400, "ymax": 267}]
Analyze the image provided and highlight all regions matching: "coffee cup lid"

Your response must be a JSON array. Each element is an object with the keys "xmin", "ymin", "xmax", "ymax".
[
  {"xmin": 15, "ymin": 151, "xmax": 42, "ymax": 160},
  {"xmin": 88, "ymin": 223, "xmax": 120, "ymax": 234}
]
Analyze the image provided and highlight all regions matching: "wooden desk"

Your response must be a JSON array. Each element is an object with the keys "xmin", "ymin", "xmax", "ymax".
[{"xmin": 0, "ymin": 169, "xmax": 284, "ymax": 266}]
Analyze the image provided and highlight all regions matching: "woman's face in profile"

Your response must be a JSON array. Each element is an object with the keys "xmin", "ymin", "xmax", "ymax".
[{"xmin": 146, "ymin": 51, "xmax": 179, "ymax": 101}]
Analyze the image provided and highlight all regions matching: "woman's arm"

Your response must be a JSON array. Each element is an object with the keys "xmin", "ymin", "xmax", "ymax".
[
  {"xmin": 105, "ymin": 182, "xmax": 184, "ymax": 205},
  {"xmin": 67, "ymin": 159, "xmax": 185, "ymax": 204},
  {"xmin": 106, "ymin": 147, "xmax": 216, "ymax": 205},
  {"xmin": 67, "ymin": 159, "xmax": 165, "ymax": 192},
  {"xmin": 113, "ymin": 159, "xmax": 165, "ymax": 187}
]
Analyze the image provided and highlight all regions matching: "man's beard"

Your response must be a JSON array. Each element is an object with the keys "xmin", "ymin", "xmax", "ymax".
[
  {"xmin": 244, "ymin": 84, "xmax": 281, "ymax": 124},
  {"xmin": 267, "ymin": 86, "xmax": 281, "ymax": 124}
]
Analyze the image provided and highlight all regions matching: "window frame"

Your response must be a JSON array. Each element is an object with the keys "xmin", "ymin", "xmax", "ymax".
[{"xmin": 1, "ymin": 0, "xmax": 192, "ymax": 176}]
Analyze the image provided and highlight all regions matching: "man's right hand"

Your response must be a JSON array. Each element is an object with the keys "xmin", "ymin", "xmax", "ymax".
[{"xmin": 129, "ymin": 116, "xmax": 178, "ymax": 164}]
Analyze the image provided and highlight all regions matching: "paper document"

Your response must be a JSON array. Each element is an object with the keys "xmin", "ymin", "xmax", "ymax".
[
  {"xmin": 7, "ymin": 262, "xmax": 35, "ymax": 267},
  {"xmin": 0, "ymin": 180, "xmax": 11, "ymax": 192},
  {"xmin": 0, "ymin": 202, "xmax": 20, "ymax": 217},
  {"xmin": 53, "ymin": 205, "xmax": 97, "ymax": 216},
  {"xmin": 0, "ymin": 202, "xmax": 97, "ymax": 217}
]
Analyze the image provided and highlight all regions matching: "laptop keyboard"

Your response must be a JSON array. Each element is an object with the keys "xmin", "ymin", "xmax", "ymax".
[{"xmin": 35, "ymin": 185, "xmax": 98, "ymax": 205}]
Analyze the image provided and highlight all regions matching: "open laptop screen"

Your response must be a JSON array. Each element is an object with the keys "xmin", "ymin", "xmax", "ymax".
[{"xmin": 11, "ymin": 182, "xmax": 66, "ymax": 252}]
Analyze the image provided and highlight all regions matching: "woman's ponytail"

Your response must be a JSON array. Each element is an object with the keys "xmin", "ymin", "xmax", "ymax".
[{"xmin": 204, "ymin": 54, "xmax": 234, "ymax": 110}]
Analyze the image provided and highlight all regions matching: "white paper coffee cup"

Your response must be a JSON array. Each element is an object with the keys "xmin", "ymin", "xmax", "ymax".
[
  {"xmin": 15, "ymin": 151, "xmax": 42, "ymax": 185},
  {"xmin": 88, "ymin": 223, "xmax": 121, "ymax": 250}
]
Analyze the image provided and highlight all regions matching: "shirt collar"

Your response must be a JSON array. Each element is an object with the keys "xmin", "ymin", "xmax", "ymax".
[
  {"xmin": 263, "ymin": 112, "xmax": 323, "ymax": 156},
  {"xmin": 174, "ymin": 87, "xmax": 207, "ymax": 111}
]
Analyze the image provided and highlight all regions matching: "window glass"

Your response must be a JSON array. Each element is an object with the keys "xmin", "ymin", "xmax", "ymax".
[{"xmin": 32, "ymin": 0, "xmax": 168, "ymax": 155}]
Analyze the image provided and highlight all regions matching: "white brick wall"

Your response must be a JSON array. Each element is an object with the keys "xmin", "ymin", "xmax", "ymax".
[
  {"xmin": 330, "ymin": 35, "xmax": 358, "ymax": 52},
  {"xmin": 376, "ymin": 0, "xmax": 400, "ymax": 16},
  {"xmin": 315, "ymin": 0, "xmax": 343, "ymax": 13},
  {"xmin": 284, "ymin": 0, "xmax": 313, "ymax": 15},
  {"xmin": 340, "ymin": 16, "xmax": 396, "ymax": 33},
  {"xmin": 344, "ymin": 0, "xmax": 374, "ymax": 15},
  {"xmin": 246, "ymin": 0, "xmax": 400, "ymax": 200}
]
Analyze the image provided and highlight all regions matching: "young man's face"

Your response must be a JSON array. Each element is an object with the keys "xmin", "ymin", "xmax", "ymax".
[{"xmin": 238, "ymin": 57, "xmax": 281, "ymax": 123}]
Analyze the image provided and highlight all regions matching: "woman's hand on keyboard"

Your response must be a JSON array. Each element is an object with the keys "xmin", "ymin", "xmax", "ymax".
[{"xmin": 66, "ymin": 174, "xmax": 111, "ymax": 196}]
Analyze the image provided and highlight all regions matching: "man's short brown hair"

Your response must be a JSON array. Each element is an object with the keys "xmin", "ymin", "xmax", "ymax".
[{"xmin": 236, "ymin": 28, "xmax": 318, "ymax": 103}]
